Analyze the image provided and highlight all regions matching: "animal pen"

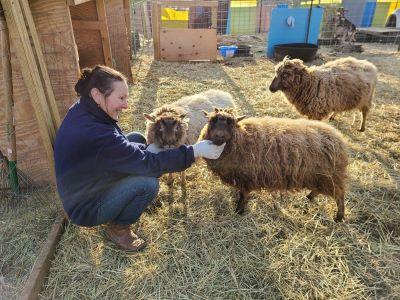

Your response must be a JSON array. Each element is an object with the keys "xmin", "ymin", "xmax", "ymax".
[{"xmin": 1, "ymin": 0, "xmax": 400, "ymax": 299}]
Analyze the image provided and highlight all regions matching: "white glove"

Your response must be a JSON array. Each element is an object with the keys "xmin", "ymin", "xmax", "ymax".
[
  {"xmin": 146, "ymin": 143, "xmax": 164, "ymax": 154},
  {"xmin": 192, "ymin": 140, "xmax": 226, "ymax": 159}
]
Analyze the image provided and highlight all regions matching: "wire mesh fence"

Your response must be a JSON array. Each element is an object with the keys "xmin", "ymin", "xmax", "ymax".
[{"xmin": 129, "ymin": 0, "xmax": 400, "ymax": 59}]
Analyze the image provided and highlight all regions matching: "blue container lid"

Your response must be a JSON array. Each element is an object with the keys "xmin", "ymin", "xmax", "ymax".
[{"xmin": 219, "ymin": 45, "xmax": 238, "ymax": 50}]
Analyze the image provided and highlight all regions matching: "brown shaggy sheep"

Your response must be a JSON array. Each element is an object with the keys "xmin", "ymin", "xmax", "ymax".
[
  {"xmin": 269, "ymin": 56, "xmax": 378, "ymax": 132},
  {"xmin": 199, "ymin": 108, "xmax": 348, "ymax": 222}
]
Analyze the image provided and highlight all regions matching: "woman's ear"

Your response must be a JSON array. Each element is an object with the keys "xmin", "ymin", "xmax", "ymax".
[{"xmin": 90, "ymin": 87, "xmax": 102, "ymax": 105}]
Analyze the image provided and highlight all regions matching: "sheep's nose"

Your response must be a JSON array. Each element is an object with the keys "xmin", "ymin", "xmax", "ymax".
[{"xmin": 215, "ymin": 132, "xmax": 225, "ymax": 138}]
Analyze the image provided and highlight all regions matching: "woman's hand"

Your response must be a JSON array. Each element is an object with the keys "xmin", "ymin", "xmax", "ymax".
[{"xmin": 192, "ymin": 140, "xmax": 226, "ymax": 159}]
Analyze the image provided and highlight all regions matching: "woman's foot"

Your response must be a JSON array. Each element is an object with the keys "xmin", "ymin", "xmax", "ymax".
[{"xmin": 105, "ymin": 224, "xmax": 146, "ymax": 252}]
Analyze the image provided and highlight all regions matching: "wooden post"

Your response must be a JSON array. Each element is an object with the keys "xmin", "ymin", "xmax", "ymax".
[
  {"xmin": 19, "ymin": 0, "xmax": 61, "ymax": 130},
  {"xmin": 96, "ymin": 0, "xmax": 114, "ymax": 67},
  {"xmin": 0, "ymin": 8, "xmax": 19, "ymax": 193},
  {"xmin": 151, "ymin": 2, "xmax": 161, "ymax": 59}
]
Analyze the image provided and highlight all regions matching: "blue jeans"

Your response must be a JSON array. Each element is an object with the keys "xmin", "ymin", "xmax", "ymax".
[{"xmin": 95, "ymin": 132, "xmax": 159, "ymax": 225}]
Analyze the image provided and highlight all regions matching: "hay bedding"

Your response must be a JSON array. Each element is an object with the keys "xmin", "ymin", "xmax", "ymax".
[{"xmin": 4, "ymin": 44, "xmax": 396, "ymax": 299}]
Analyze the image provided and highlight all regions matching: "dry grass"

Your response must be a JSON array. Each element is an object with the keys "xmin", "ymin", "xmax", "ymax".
[
  {"xmin": 0, "ymin": 190, "xmax": 59, "ymax": 300},
  {"xmin": 3, "ymin": 44, "xmax": 400, "ymax": 299}
]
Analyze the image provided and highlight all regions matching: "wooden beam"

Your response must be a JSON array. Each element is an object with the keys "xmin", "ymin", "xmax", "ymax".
[
  {"xmin": 19, "ymin": 0, "xmax": 61, "ymax": 130},
  {"xmin": 19, "ymin": 216, "xmax": 67, "ymax": 300},
  {"xmin": 71, "ymin": 19, "xmax": 101, "ymax": 30},
  {"xmin": 96, "ymin": 0, "xmax": 113, "ymax": 67},
  {"xmin": 123, "ymin": 0, "xmax": 132, "ymax": 62}
]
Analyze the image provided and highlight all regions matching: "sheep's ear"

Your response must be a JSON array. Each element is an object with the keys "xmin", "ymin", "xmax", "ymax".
[
  {"xmin": 203, "ymin": 110, "xmax": 210, "ymax": 117},
  {"xmin": 179, "ymin": 113, "xmax": 187, "ymax": 119},
  {"xmin": 143, "ymin": 113, "xmax": 156, "ymax": 122},
  {"xmin": 237, "ymin": 115, "xmax": 246, "ymax": 122}
]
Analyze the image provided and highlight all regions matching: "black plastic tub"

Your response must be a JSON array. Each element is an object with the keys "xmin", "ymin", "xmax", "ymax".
[{"xmin": 274, "ymin": 43, "xmax": 318, "ymax": 62}]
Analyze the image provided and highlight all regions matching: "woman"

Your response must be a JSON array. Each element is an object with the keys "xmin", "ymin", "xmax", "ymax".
[{"xmin": 54, "ymin": 65, "xmax": 225, "ymax": 252}]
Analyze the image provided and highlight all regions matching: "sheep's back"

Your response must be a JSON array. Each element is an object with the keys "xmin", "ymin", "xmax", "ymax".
[
  {"xmin": 204, "ymin": 117, "xmax": 347, "ymax": 192},
  {"xmin": 306, "ymin": 57, "xmax": 378, "ymax": 113},
  {"xmin": 173, "ymin": 90, "xmax": 235, "ymax": 144}
]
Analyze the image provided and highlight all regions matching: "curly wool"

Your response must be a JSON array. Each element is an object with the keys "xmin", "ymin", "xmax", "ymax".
[
  {"xmin": 199, "ymin": 112, "xmax": 348, "ymax": 220},
  {"xmin": 275, "ymin": 57, "xmax": 378, "ymax": 121}
]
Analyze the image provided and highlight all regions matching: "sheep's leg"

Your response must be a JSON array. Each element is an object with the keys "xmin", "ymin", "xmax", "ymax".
[
  {"xmin": 352, "ymin": 112, "xmax": 357, "ymax": 125},
  {"xmin": 358, "ymin": 106, "xmax": 369, "ymax": 132},
  {"xmin": 334, "ymin": 190, "xmax": 345, "ymax": 222},
  {"xmin": 166, "ymin": 173, "xmax": 174, "ymax": 186},
  {"xmin": 306, "ymin": 191, "xmax": 318, "ymax": 201},
  {"xmin": 236, "ymin": 190, "xmax": 249, "ymax": 215},
  {"xmin": 329, "ymin": 112, "xmax": 337, "ymax": 121},
  {"xmin": 180, "ymin": 171, "xmax": 186, "ymax": 190}
]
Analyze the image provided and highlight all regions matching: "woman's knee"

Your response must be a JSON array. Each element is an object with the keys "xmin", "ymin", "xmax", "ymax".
[
  {"xmin": 126, "ymin": 132, "xmax": 146, "ymax": 144},
  {"xmin": 144, "ymin": 177, "xmax": 160, "ymax": 200}
]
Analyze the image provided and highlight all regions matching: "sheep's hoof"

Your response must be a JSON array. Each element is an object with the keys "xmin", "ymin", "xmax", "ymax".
[
  {"xmin": 334, "ymin": 214, "xmax": 344, "ymax": 223},
  {"xmin": 235, "ymin": 206, "xmax": 245, "ymax": 215},
  {"xmin": 306, "ymin": 192, "xmax": 315, "ymax": 201},
  {"xmin": 358, "ymin": 128, "xmax": 365, "ymax": 132}
]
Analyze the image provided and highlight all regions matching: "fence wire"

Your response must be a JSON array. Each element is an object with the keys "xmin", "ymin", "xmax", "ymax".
[{"xmin": 129, "ymin": 0, "xmax": 400, "ymax": 59}]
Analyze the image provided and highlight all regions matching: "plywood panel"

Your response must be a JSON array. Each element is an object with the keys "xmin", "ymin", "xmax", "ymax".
[
  {"xmin": 159, "ymin": 28, "xmax": 217, "ymax": 61},
  {"xmin": 74, "ymin": 29, "xmax": 105, "ymax": 67}
]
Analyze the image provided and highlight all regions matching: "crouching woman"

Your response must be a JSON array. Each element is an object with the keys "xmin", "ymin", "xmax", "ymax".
[{"xmin": 54, "ymin": 65, "xmax": 225, "ymax": 252}]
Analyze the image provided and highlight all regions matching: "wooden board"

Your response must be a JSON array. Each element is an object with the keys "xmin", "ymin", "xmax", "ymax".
[
  {"xmin": 105, "ymin": 0, "xmax": 132, "ymax": 81},
  {"xmin": 159, "ymin": 28, "xmax": 217, "ymax": 61},
  {"xmin": 19, "ymin": 216, "xmax": 67, "ymax": 300}
]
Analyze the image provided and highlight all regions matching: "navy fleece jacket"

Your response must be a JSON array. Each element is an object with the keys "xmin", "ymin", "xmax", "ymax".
[{"xmin": 54, "ymin": 96, "xmax": 195, "ymax": 226}]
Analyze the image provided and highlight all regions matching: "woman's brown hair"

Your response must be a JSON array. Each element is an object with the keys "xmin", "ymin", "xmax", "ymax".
[{"xmin": 75, "ymin": 65, "xmax": 127, "ymax": 98}]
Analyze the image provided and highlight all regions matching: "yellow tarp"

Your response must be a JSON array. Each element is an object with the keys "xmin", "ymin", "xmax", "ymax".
[
  {"xmin": 230, "ymin": 0, "xmax": 257, "ymax": 8},
  {"xmin": 161, "ymin": 8, "xmax": 189, "ymax": 21},
  {"xmin": 161, "ymin": 7, "xmax": 189, "ymax": 28}
]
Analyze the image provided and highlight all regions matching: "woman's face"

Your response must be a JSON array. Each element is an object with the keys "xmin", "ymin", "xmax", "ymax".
[{"xmin": 91, "ymin": 80, "xmax": 129, "ymax": 121}]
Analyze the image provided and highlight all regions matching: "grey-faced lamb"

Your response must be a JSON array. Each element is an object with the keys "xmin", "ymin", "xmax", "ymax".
[
  {"xmin": 144, "ymin": 89, "xmax": 235, "ymax": 188},
  {"xmin": 269, "ymin": 56, "xmax": 378, "ymax": 132},
  {"xmin": 199, "ymin": 107, "xmax": 348, "ymax": 222}
]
